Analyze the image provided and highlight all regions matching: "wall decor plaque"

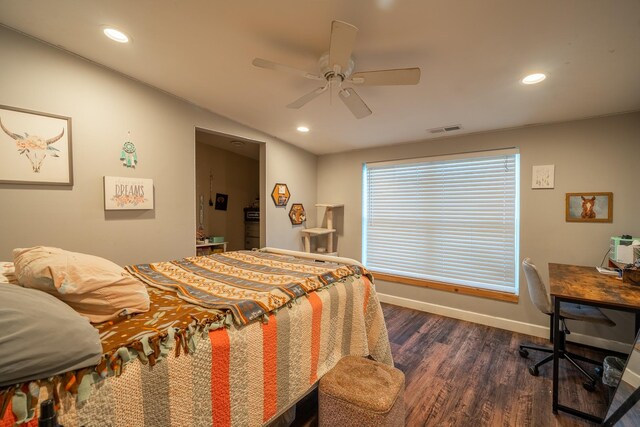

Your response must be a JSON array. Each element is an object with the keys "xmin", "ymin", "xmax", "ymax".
[
  {"xmin": 104, "ymin": 176, "xmax": 154, "ymax": 210},
  {"xmin": 289, "ymin": 203, "xmax": 306, "ymax": 225},
  {"xmin": 532, "ymin": 164, "xmax": 554, "ymax": 189},
  {"xmin": 271, "ymin": 183, "xmax": 290, "ymax": 207}
]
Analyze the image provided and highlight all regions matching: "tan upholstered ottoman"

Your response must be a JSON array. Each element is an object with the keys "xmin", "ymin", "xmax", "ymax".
[{"xmin": 319, "ymin": 356, "xmax": 405, "ymax": 427}]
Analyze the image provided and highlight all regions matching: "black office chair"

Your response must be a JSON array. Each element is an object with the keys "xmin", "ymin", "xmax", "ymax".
[{"xmin": 518, "ymin": 258, "xmax": 616, "ymax": 390}]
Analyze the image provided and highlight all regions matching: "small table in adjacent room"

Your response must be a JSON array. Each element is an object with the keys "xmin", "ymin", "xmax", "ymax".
[
  {"xmin": 548, "ymin": 263, "xmax": 640, "ymax": 423},
  {"xmin": 196, "ymin": 241, "xmax": 228, "ymax": 256}
]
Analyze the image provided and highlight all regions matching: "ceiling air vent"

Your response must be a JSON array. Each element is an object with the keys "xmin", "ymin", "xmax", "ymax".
[{"xmin": 428, "ymin": 124, "xmax": 462, "ymax": 134}]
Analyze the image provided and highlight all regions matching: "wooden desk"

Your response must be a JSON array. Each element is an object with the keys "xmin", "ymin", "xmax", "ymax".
[{"xmin": 549, "ymin": 263, "xmax": 640, "ymax": 423}]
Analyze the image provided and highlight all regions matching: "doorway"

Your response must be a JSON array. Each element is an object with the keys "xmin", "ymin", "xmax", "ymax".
[{"xmin": 195, "ymin": 128, "xmax": 264, "ymax": 253}]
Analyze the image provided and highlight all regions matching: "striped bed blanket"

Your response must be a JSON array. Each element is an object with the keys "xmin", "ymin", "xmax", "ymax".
[
  {"xmin": 126, "ymin": 250, "xmax": 372, "ymax": 325},
  {"xmin": 1, "ymin": 252, "xmax": 391, "ymax": 427}
]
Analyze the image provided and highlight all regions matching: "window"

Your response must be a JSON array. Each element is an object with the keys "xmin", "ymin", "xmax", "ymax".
[{"xmin": 362, "ymin": 149, "xmax": 520, "ymax": 295}]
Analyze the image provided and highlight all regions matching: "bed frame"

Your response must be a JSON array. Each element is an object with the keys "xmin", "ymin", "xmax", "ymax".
[{"xmin": 261, "ymin": 247, "xmax": 364, "ymax": 268}]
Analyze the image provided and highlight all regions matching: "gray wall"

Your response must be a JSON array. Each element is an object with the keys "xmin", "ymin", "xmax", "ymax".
[
  {"xmin": 317, "ymin": 112, "xmax": 640, "ymax": 342},
  {"xmin": 264, "ymin": 140, "xmax": 318, "ymax": 250},
  {"xmin": 0, "ymin": 26, "xmax": 316, "ymax": 264}
]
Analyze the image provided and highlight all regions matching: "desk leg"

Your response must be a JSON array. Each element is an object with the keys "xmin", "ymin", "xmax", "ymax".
[
  {"xmin": 551, "ymin": 296, "xmax": 605, "ymax": 424},
  {"xmin": 602, "ymin": 387, "xmax": 640, "ymax": 427},
  {"xmin": 552, "ymin": 297, "xmax": 560, "ymax": 413}
]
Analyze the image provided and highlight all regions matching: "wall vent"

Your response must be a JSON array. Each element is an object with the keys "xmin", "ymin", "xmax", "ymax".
[{"xmin": 428, "ymin": 124, "xmax": 462, "ymax": 134}]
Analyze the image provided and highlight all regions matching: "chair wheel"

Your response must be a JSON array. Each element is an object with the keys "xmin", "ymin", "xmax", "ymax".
[
  {"xmin": 528, "ymin": 365, "xmax": 539, "ymax": 376},
  {"xmin": 595, "ymin": 366, "xmax": 603, "ymax": 377},
  {"xmin": 519, "ymin": 349, "xmax": 529, "ymax": 358},
  {"xmin": 583, "ymin": 381, "xmax": 595, "ymax": 392}
]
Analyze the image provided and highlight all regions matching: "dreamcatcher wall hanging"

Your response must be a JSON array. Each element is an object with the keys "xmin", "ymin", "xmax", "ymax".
[{"xmin": 120, "ymin": 132, "xmax": 138, "ymax": 168}]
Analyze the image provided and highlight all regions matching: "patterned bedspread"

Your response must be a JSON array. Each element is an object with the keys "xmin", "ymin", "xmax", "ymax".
[
  {"xmin": 126, "ymin": 250, "xmax": 372, "ymax": 325},
  {"xmin": 1, "ymin": 251, "xmax": 391, "ymax": 427}
]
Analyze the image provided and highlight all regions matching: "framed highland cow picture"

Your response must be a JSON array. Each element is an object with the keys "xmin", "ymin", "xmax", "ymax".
[
  {"xmin": 566, "ymin": 192, "xmax": 613, "ymax": 223},
  {"xmin": 0, "ymin": 105, "xmax": 73, "ymax": 185}
]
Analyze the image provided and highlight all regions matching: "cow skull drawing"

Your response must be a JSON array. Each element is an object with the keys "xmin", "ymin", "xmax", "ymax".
[{"xmin": 0, "ymin": 117, "xmax": 64, "ymax": 173}]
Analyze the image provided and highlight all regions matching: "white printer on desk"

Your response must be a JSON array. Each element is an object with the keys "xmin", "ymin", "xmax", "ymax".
[{"xmin": 610, "ymin": 236, "xmax": 640, "ymax": 264}]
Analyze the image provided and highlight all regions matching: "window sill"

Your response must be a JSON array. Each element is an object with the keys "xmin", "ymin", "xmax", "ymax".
[{"xmin": 370, "ymin": 271, "xmax": 519, "ymax": 303}]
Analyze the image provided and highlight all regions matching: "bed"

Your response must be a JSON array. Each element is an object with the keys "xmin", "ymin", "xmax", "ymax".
[{"xmin": 0, "ymin": 247, "xmax": 392, "ymax": 427}]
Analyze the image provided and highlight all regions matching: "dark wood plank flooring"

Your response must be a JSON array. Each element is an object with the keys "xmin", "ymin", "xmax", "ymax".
[
  {"xmin": 383, "ymin": 303, "xmax": 612, "ymax": 427},
  {"xmin": 292, "ymin": 303, "xmax": 616, "ymax": 427}
]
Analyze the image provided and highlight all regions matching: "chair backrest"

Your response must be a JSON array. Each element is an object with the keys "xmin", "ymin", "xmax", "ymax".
[{"xmin": 522, "ymin": 258, "xmax": 552, "ymax": 315}]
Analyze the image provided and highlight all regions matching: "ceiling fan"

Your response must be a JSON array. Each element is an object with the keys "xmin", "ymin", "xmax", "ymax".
[{"xmin": 252, "ymin": 20, "xmax": 421, "ymax": 119}]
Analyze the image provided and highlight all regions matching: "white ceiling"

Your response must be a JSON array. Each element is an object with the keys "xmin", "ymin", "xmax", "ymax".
[
  {"xmin": 196, "ymin": 129, "xmax": 261, "ymax": 161},
  {"xmin": 1, "ymin": 0, "xmax": 639, "ymax": 155}
]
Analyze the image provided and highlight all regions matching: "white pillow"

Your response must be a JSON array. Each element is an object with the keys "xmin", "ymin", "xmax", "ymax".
[
  {"xmin": 0, "ymin": 261, "xmax": 17, "ymax": 284},
  {"xmin": 13, "ymin": 246, "xmax": 150, "ymax": 323}
]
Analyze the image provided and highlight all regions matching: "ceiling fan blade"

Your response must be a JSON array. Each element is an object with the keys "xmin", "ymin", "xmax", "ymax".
[
  {"xmin": 328, "ymin": 21, "xmax": 358, "ymax": 73},
  {"xmin": 339, "ymin": 88, "xmax": 372, "ymax": 119},
  {"xmin": 252, "ymin": 58, "xmax": 323, "ymax": 81},
  {"xmin": 286, "ymin": 86, "xmax": 328, "ymax": 109},
  {"xmin": 350, "ymin": 68, "xmax": 421, "ymax": 86}
]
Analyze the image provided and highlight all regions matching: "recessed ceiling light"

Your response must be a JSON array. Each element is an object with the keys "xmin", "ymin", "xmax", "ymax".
[
  {"xmin": 103, "ymin": 27, "xmax": 129, "ymax": 43},
  {"xmin": 230, "ymin": 140, "xmax": 245, "ymax": 147},
  {"xmin": 521, "ymin": 73, "xmax": 546, "ymax": 85},
  {"xmin": 297, "ymin": 126, "xmax": 310, "ymax": 133}
]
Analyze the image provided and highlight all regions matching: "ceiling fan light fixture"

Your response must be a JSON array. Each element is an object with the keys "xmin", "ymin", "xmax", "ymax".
[
  {"xmin": 253, "ymin": 20, "xmax": 420, "ymax": 119},
  {"xmin": 103, "ymin": 27, "xmax": 130, "ymax": 43},
  {"xmin": 521, "ymin": 73, "xmax": 546, "ymax": 85},
  {"xmin": 297, "ymin": 126, "xmax": 310, "ymax": 133}
]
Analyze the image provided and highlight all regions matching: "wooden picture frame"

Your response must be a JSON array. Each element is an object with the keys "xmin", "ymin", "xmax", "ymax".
[
  {"xmin": 104, "ymin": 176, "xmax": 154, "ymax": 210},
  {"xmin": 0, "ymin": 105, "xmax": 73, "ymax": 185},
  {"xmin": 288, "ymin": 203, "xmax": 306, "ymax": 225},
  {"xmin": 215, "ymin": 193, "xmax": 228, "ymax": 211},
  {"xmin": 271, "ymin": 183, "xmax": 290, "ymax": 207},
  {"xmin": 565, "ymin": 192, "xmax": 613, "ymax": 222}
]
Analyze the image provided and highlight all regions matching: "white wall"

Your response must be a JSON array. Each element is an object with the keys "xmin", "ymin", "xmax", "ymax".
[
  {"xmin": 0, "ymin": 27, "xmax": 316, "ymax": 264},
  {"xmin": 317, "ymin": 112, "xmax": 640, "ymax": 343}
]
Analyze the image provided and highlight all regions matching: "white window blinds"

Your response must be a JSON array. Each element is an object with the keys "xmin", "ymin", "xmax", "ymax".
[{"xmin": 363, "ymin": 149, "xmax": 520, "ymax": 294}]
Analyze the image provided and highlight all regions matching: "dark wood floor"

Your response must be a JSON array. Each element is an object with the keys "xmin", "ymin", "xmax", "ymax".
[
  {"xmin": 293, "ymin": 304, "xmax": 609, "ymax": 427},
  {"xmin": 292, "ymin": 303, "xmax": 616, "ymax": 427},
  {"xmin": 383, "ymin": 303, "xmax": 612, "ymax": 427}
]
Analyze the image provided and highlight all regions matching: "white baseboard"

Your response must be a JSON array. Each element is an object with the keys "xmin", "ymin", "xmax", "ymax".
[
  {"xmin": 625, "ymin": 369, "xmax": 640, "ymax": 389},
  {"xmin": 378, "ymin": 293, "xmax": 632, "ymax": 354}
]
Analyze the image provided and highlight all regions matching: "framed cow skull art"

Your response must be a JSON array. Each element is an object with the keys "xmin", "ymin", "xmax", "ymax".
[{"xmin": 0, "ymin": 105, "xmax": 73, "ymax": 185}]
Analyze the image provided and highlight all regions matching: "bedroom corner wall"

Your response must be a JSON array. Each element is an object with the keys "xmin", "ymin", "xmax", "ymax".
[
  {"xmin": 317, "ymin": 112, "xmax": 640, "ymax": 344},
  {"xmin": 0, "ymin": 26, "xmax": 316, "ymax": 265}
]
